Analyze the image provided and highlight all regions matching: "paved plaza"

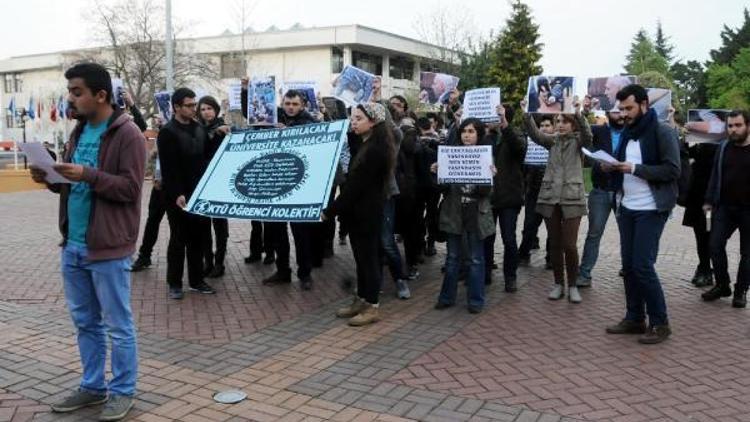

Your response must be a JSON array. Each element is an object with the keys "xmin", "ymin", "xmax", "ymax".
[{"xmin": 0, "ymin": 185, "xmax": 748, "ymax": 422}]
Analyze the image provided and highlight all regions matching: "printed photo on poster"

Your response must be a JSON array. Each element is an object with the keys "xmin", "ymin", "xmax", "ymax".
[
  {"xmin": 111, "ymin": 78, "xmax": 126, "ymax": 109},
  {"xmin": 587, "ymin": 75, "xmax": 636, "ymax": 111},
  {"xmin": 332, "ymin": 65, "xmax": 374, "ymax": 106},
  {"xmin": 686, "ymin": 109, "xmax": 729, "ymax": 144},
  {"xmin": 525, "ymin": 76, "xmax": 576, "ymax": 114},
  {"xmin": 154, "ymin": 91, "xmax": 172, "ymax": 122},
  {"xmin": 282, "ymin": 81, "xmax": 319, "ymax": 112},
  {"xmin": 462, "ymin": 88, "xmax": 501, "ymax": 123},
  {"xmin": 227, "ymin": 81, "xmax": 242, "ymax": 111},
  {"xmin": 647, "ymin": 88, "xmax": 672, "ymax": 122},
  {"xmin": 247, "ymin": 76, "xmax": 277, "ymax": 125},
  {"xmin": 186, "ymin": 120, "xmax": 349, "ymax": 222},
  {"xmin": 419, "ymin": 72, "xmax": 460, "ymax": 105}
]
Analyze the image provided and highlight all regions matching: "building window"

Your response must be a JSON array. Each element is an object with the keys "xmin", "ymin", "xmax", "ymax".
[
  {"xmin": 421, "ymin": 61, "xmax": 443, "ymax": 74},
  {"xmin": 352, "ymin": 51, "xmax": 382, "ymax": 75},
  {"xmin": 220, "ymin": 54, "xmax": 244, "ymax": 79},
  {"xmin": 13, "ymin": 73, "xmax": 22, "ymax": 92},
  {"xmin": 331, "ymin": 47, "xmax": 344, "ymax": 73},
  {"xmin": 4, "ymin": 74, "xmax": 12, "ymax": 93},
  {"xmin": 389, "ymin": 56, "xmax": 414, "ymax": 80},
  {"xmin": 5, "ymin": 112, "xmax": 13, "ymax": 129}
]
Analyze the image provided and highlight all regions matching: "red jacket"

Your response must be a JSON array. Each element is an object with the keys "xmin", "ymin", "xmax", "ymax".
[{"xmin": 50, "ymin": 111, "xmax": 146, "ymax": 261}]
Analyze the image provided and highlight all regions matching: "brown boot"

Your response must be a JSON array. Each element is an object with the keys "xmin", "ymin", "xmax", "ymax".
[
  {"xmin": 348, "ymin": 303, "xmax": 380, "ymax": 326},
  {"xmin": 336, "ymin": 296, "xmax": 365, "ymax": 318}
]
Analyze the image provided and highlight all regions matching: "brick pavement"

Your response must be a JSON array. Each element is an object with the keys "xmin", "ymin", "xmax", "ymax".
[{"xmin": 0, "ymin": 186, "xmax": 746, "ymax": 421}]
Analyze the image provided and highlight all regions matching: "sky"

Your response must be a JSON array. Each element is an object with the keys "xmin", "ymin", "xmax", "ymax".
[{"xmin": 0, "ymin": 0, "xmax": 746, "ymax": 83}]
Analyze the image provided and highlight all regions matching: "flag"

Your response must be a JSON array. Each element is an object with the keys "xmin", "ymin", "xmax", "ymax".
[
  {"xmin": 8, "ymin": 97, "xmax": 15, "ymax": 119},
  {"xmin": 37, "ymin": 98, "xmax": 42, "ymax": 121},
  {"xmin": 27, "ymin": 97, "xmax": 35, "ymax": 119},
  {"xmin": 50, "ymin": 98, "xmax": 58, "ymax": 122}
]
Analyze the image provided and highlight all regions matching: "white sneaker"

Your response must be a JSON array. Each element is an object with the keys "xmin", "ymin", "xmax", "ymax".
[
  {"xmin": 569, "ymin": 287, "xmax": 582, "ymax": 303},
  {"xmin": 548, "ymin": 284, "xmax": 564, "ymax": 300}
]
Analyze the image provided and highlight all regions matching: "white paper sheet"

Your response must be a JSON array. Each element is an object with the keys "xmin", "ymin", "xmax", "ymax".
[
  {"xmin": 18, "ymin": 142, "xmax": 71, "ymax": 184},
  {"xmin": 582, "ymin": 147, "xmax": 619, "ymax": 165}
]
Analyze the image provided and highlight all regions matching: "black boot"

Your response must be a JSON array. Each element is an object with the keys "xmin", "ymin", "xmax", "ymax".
[
  {"xmin": 691, "ymin": 268, "xmax": 713, "ymax": 287},
  {"xmin": 130, "ymin": 255, "xmax": 152, "ymax": 272},
  {"xmin": 702, "ymin": 284, "xmax": 732, "ymax": 301},
  {"xmin": 732, "ymin": 285, "xmax": 748, "ymax": 308},
  {"xmin": 505, "ymin": 278, "xmax": 517, "ymax": 293},
  {"xmin": 207, "ymin": 265, "xmax": 225, "ymax": 278},
  {"xmin": 262, "ymin": 270, "xmax": 292, "ymax": 285}
]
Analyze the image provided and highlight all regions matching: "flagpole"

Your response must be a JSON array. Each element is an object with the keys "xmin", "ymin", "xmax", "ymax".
[{"xmin": 165, "ymin": 0, "xmax": 174, "ymax": 92}]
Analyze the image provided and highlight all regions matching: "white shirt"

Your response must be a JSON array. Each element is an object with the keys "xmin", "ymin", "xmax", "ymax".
[{"xmin": 622, "ymin": 140, "xmax": 657, "ymax": 210}]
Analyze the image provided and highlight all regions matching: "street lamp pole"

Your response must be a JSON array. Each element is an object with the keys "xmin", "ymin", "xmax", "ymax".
[{"xmin": 165, "ymin": 0, "xmax": 174, "ymax": 92}]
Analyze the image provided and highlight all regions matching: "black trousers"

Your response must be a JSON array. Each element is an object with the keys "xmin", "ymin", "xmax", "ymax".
[
  {"xmin": 350, "ymin": 230, "xmax": 382, "ymax": 304},
  {"xmin": 138, "ymin": 186, "xmax": 167, "ymax": 258},
  {"xmin": 711, "ymin": 205, "xmax": 750, "ymax": 289},
  {"xmin": 249, "ymin": 221, "xmax": 275, "ymax": 258},
  {"xmin": 166, "ymin": 206, "xmax": 210, "ymax": 289},
  {"xmin": 397, "ymin": 194, "xmax": 423, "ymax": 267},
  {"xmin": 205, "ymin": 218, "xmax": 229, "ymax": 268},
  {"xmin": 290, "ymin": 222, "xmax": 314, "ymax": 279},
  {"xmin": 266, "ymin": 222, "xmax": 290, "ymax": 274},
  {"xmin": 309, "ymin": 222, "xmax": 329, "ymax": 266}
]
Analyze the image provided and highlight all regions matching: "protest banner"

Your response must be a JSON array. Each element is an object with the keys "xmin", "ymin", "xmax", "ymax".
[
  {"xmin": 647, "ymin": 88, "xmax": 672, "ymax": 122},
  {"xmin": 111, "ymin": 78, "xmax": 126, "ymax": 109},
  {"xmin": 686, "ymin": 109, "xmax": 729, "ymax": 144},
  {"xmin": 247, "ymin": 76, "xmax": 277, "ymax": 124},
  {"xmin": 587, "ymin": 76, "xmax": 636, "ymax": 111},
  {"xmin": 154, "ymin": 91, "xmax": 172, "ymax": 122},
  {"xmin": 186, "ymin": 120, "xmax": 349, "ymax": 222},
  {"xmin": 462, "ymin": 88, "xmax": 501, "ymax": 123},
  {"xmin": 419, "ymin": 72, "xmax": 460, "ymax": 105},
  {"xmin": 524, "ymin": 138, "xmax": 549, "ymax": 165},
  {"xmin": 526, "ymin": 76, "xmax": 576, "ymax": 113},
  {"xmin": 332, "ymin": 65, "xmax": 374, "ymax": 106},
  {"xmin": 282, "ymin": 81, "xmax": 319, "ymax": 112},
  {"xmin": 437, "ymin": 145, "xmax": 493, "ymax": 185},
  {"xmin": 227, "ymin": 81, "xmax": 242, "ymax": 111}
]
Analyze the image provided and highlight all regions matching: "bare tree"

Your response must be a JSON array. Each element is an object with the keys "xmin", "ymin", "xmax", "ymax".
[
  {"xmin": 76, "ymin": 0, "xmax": 219, "ymax": 115},
  {"xmin": 227, "ymin": 0, "xmax": 257, "ymax": 75},
  {"xmin": 412, "ymin": 1, "xmax": 480, "ymax": 72}
]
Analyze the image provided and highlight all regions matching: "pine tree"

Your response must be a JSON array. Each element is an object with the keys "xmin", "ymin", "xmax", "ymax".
[
  {"xmin": 484, "ymin": 0, "xmax": 543, "ymax": 108},
  {"xmin": 624, "ymin": 29, "xmax": 670, "ymax": 76},
  {"xmin": 710, "ymin": 8, "xmax": 750, "ymax": 65},
  {"xmin": 654, "ymin": 20, "xmax": 675, "ymax": 63}
]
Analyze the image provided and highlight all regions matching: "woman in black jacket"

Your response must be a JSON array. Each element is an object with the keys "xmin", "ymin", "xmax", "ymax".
[
  {"xmin": 197, "ymin": 96, "xmax": 230, "ymax": 278},
  {"xmin": 323, "ymin": 102, "xmax": 396, "ymax": 327}
]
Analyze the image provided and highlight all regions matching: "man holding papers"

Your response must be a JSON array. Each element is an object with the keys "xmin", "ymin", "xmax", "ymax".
[{"xmin": 28, "ymin": 63, "xmax": 145, "ymax": 421}]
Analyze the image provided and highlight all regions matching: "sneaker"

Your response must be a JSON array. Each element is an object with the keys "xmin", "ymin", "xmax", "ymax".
[
  {"xmin": 207, "ymin": 266, "xmax": 225, "ymax": 278},
  {"xmin": 99, "ymin": 394, "xmax": 134, "ymax": 421},
  {"xmin": 244, "ymin": 254, "xmax": 262, "ymax": 264},
  {"xmin": 262, "ymin": 271, "xmax": 292, "ymax": 285},
  {"xmin": 51, "ymin": 390, "xmax": 107, "ymax": 413},
  {"xmin": 468, "ymin": 305, "xmax": 482, "ymax": 314},
  {"xmin": 576, "ymin": 276, "xmax": 592, "ymax": 288},
  {"xmin": 434, "ymin": 302, "xmax": 453, "ymax": 310},
  {"xmin": 605, "ymin": 319, "xmax": 647, "ymax": 334},
  {"xmin": 348, "ymin": 303, "xmax": 380, "ymax": 326},
  {"xmin": 300, "ymin": 276, "xmax": 313, "ymax": 291},
  {"xmin": 130, "ymin": 256, "xmax": 151, "ymax": 272},
  {"xmin": 732, "ymin": 286, "xmax": 748, "ymax": 308},
  {"xmin": 701, "ymin": 285, "xmax": 731, "ymax": 301},
  {"xmin": 262, "ymin": 255, "xmax": 276, "ymax": 265},
  {"xmin": 396, "ymin": 279, "xmax": 411, "ymax": 300},
  {"xmin": 336, "ymin": 296, "xmax": 365, "ymax": 318},
  {"xmin": 568, "ymin": 287, "xmax": 582, "ymax": 303},
  {"xmin": 638, "ymin": 325, "xmax": 672, "ymax": 344},
  {"xmin": 407, "ymin": 266, "xmax": 420, "ymax": 280},
  {"xmin": 548, "ymin": 284, "xmax": 564, "ymax": 300},
  {"xmin": 189, "ymin": 283, "xmax": 216, "ymax": 294},
  {"xmin": 168, "ymin": 287, "xmax": 184, "ymax": 300},
  {"xmin": 692, "ymin": 269, "xmax": 714, "ymax": 287},
  {"xmin": 504, "ymin": 278, "xmax": 517, "ymax": 293}
]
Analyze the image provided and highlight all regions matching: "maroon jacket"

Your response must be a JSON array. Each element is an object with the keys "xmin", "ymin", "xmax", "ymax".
[{"xmin": 50, "ymin": 111, "xmax": 146, "ymax": 261}]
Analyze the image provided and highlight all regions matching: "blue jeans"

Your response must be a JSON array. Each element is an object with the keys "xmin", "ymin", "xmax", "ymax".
[
  {"xmin": 579, "ymin": 188, "xmax": 616, "ymax": 280},
  {"xmin": 616, "ymin": 207, "xmax": 669, "ymax": 326},
  {"xmin": 439, "ymin": 232, "xmax": 485, "ymax": 308},
  {"xmin": 485, "ymin": 207, "xmax": 521, "ymax": 281},
  {"xmin": 61, "ymin": 243, "xmax": 138, "ymax": 396},
  {"xmin": 380, "ymin": 197, "xmax": 404, "ymax": 283}
]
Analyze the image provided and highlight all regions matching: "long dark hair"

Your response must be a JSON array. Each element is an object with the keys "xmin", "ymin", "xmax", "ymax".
[
  {"xmin": 368, "ymin": 121, "xmax": 397, "ymax": 190},
  {"xmin": 458, "ymin": 118, "xmax": 488, "ymax": 145},
  {"xmin": 197, "ymin": 95, "xmax": 221, "ymax": 125}
]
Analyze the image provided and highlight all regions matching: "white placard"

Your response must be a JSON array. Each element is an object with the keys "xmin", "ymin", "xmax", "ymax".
[
  {"xmin": 524, "ymin": 138, "xmax": 549, "ymax": 165},
  {"xmin": 462, "ymin": 88, "xmax": 501, "ymax": 123},
  {"xmin": 437, "ymin": 145, "xmax": 493, "ymax": 185}
]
